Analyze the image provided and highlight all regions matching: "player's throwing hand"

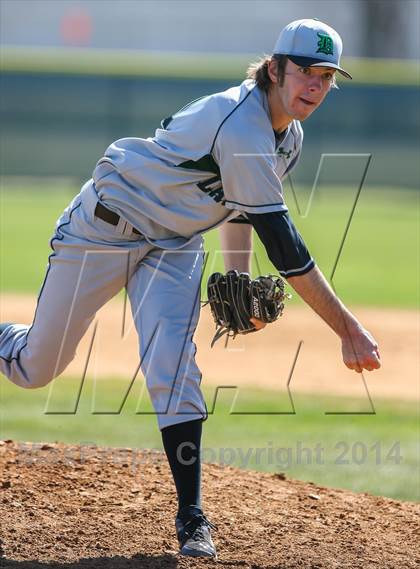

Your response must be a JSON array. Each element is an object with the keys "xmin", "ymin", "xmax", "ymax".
[{"xmin": 341, "ymin": 327, "xmax": 381, "ymax": 373}]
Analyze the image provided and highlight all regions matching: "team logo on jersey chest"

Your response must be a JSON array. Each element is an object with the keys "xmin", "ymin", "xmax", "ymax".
[
  {"xmin": 197, "ymin": 175, "xmax": 224, "ymax": 203},
  {"xmin": 177, "ymin": 154, "xmax": 225, "ymax": 204}
]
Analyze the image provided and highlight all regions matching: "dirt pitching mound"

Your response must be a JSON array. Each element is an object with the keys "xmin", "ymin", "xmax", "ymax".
[{"xmin": 1, "ymin": 441, "xmax": 419, "ymax": 568}]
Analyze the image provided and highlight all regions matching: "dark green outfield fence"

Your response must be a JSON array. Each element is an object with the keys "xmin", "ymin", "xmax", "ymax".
[{"xmin": 1, "ymin": 48, "xmax": 419, "ymax": 187}]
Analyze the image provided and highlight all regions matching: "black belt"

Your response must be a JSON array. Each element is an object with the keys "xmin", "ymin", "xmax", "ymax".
[{"xmin": 94, "ymin": 202, "xmax": 141, "ymax": 235}]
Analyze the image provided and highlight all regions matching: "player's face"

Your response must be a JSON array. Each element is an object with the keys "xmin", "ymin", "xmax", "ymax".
[{"xmin": 268, "ymin": 59, "xmax": 335, "ymax": 126}]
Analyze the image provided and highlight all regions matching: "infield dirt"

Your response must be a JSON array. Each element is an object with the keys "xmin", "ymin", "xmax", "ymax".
[
  {"xmin": 1, "ymin": 294, "xmax": 419, "ymax": 400},
  {"xmin": 1, "ymin": 440, "xmax": 419, "ymax": 568}
]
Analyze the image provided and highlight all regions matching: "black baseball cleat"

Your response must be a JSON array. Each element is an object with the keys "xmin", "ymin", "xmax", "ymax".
[
  {"xmin": 0, "ymin": 323, "xmax": 13, "ymax": 337},
  {"xmin": 176, "ymin": 506, "xmax": 217, "ymax": 558}
]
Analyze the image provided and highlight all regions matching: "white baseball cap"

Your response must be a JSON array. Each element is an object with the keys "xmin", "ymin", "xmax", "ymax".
[{"xmin": 273, "ymin": 18, "xmax": 352, "ymax": 79}]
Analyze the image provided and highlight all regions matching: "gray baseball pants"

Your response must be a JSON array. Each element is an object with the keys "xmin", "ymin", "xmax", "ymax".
[{"xmin": 0, "ymin": 182, "xmax": 207, "ymax": 429}]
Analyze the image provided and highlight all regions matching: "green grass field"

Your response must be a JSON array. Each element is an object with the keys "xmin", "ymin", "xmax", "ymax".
[
  {"xmin": 0, "ymin": 378, "xmax": 418, "ymax": 502},
  {"xmin": 0, "ymin": 182, "xmax": 419, "ymax": 306},
  {"xmin": 0, "ymin": 182, "xmax": 418, "ymax": 502}
]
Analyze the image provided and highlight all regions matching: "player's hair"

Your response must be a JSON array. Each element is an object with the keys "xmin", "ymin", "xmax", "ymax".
[
  {"xmin": 247, "ymin": 54, "xmax": 288, "ymax": 91},
  {"xmin": 247, "ymin": 54, "xmax": 338, "ymax": 90}
]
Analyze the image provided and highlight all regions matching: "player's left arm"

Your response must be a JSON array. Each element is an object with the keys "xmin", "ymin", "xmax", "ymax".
[
  {"xmin": 219, "ymin": 221, "xmax": 253, "ymax": 273},
  {"xmin": 219, "ymin": 221, "xmax": 268, "ymax": 330}
]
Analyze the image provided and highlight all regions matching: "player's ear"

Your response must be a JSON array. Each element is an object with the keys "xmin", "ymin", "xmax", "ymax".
[{"xmin": 267, "ymin": 58, "xmax": 279, "ymax": 85}]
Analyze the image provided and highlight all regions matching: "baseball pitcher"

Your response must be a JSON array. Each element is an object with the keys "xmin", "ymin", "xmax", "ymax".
[{"xmin": 0, "ymin": 19, "xmax": 380, "ymax": 558}]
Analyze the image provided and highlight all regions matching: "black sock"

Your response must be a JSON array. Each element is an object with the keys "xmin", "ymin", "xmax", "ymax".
[{"xmin": 161, "ymin": 419, "xmax": 203, "ymax": 515}]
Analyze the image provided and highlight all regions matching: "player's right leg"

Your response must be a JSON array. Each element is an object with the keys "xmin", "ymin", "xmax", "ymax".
[{"xmin": 0, "ymin": 181, "xmax": 147, "ymax": 389}]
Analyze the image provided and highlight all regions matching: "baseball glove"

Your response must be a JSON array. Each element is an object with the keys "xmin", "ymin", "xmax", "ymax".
[{"xmin": 206, "ymin": 270, "xmax": 289, "ymax": 347}]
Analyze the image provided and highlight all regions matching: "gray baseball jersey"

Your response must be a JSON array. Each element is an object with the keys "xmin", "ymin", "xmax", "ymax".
[
  {"xmin": 0, "ymin": 79, "xmax": 303, "ymax": 430},
  {"xmin": 93, "ymin": 79, "xmax": 303, "ymax": 248}
]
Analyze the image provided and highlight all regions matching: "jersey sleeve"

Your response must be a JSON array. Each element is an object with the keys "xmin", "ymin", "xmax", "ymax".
[
  {"xmin": 212, "ymin": 112, "xmax": 288, "ymax": 215},
  {"xmin": 247, "ymin": 210, "xmax": 315, "ymax": 278},
  {"xmin": 228, "ymin": 214, "xmax": 251, "ymax": 224}
]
